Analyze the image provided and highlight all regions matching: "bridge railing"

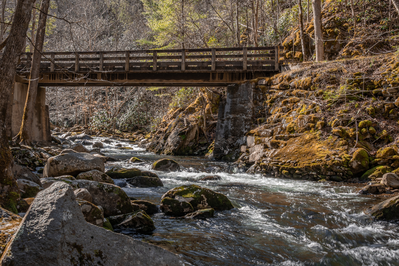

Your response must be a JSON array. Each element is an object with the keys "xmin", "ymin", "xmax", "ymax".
[{"xmin": 17, "ymin": 47, "xmax": 280, "ymax": 73}]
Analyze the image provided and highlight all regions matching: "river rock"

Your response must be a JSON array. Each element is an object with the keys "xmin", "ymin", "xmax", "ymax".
[
  {"xmin": 366, "ymin": 195, "xmax": 399, "ymax": 220},
  {"xmin": 199, "ymin": 175, "xmax": 222, "ymax": 181},
  {"xmin": 106, "ymin": 168, "xmax": 158, "ymax": 179},
  {"xmin": 350, "ymin": 148, "xmax": 370, "ymax": 174},
  {"xmin": 129, "ymin": 157, "xmax": 143, "ymax": 163},
  {"xmin": 16, "ymin": 179, "xmax": 42, "ymax": 198},
  {"xmin": 39, "ymin": 178, "xmax": 133, "ymax": 217},
  {"xmin": 71, "ymin": 143, "xmax": 89, "ymax": 153},
  {"xmin": 43, "ymin": 151, "xmax": 105, "ymax": 177},
  {"xmin": 1, "ymin": 182, "xmax": 182, "ymax": 265},
  {"xmin": 152, "ymin": 159, "xmax": 180, "ymax": 172},
  {"xmin": 359, "ymin": 184, "xmax": 386, "ymax": 194},
  {"xmin": 108, "ymin": 210, "xmax": 155, "ymax": 233},
  {"xmin": 381, "ymin": 173, "xmax": 399, "ymax": 189},
  {"xmin": 78, "ymin": 199, "xmax": 104, "ymax": 227},
  {"xmin": 126, "ymin": 176, "xmax": 163, "ymax": 188},
  {"xmin": 185, "ymin": 208, "xmax": 215, "ymax": 219},
  {"xmin": 76, "ymin": 170, "xmax": 114, "ymax": 184},
  {"xmin": 12, "ymin": 164, "xmax": 41, "ymax": 186},
  {"xmin": 131, "ymin": 200, "xmax": 158, "ymax": 215},
  {"xmin": 66, "ymin": 133, "xmax": 92, "ymax": 141},
  {"xmin": 0, "ymin": 207, "xmax": 22, "ymax": 257},
  {"xmin": 74, "ymin": 188, "xmax": 93, "ymax": 202},
  {"xmin": 161, "ymin": 185, "xmax": 234, "ymax": 216},
  {"xmin": 93, "ymin": 142, "xmax": 104, "ymax": 148}
]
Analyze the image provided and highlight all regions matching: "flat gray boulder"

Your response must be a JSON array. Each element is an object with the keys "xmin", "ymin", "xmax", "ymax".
[
  {"xmin": 1, "ymin": 182, "xmax": 183, "ymax": 266},
  {"xmin": 43, "ymin": 151, "xmax": 105, "ymax": 177}
]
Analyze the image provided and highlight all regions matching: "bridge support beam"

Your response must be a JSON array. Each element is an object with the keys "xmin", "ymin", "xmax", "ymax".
[
  {"xmin": 12, "ymin": 82, "xmax": 51, "ymax": 143},
  {"xmin": 213, "ymin": 82, "xmax": 255, "ymax": 161}
]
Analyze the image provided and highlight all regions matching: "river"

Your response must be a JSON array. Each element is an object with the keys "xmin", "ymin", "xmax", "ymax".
[{"xmin": 87, "ymin": 138, "xmax": 399, "ymax": 266}]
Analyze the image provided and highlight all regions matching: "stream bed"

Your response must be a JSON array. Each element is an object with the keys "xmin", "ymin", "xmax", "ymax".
[{"xmin": 87, "ymin": 138, "xmax": 399, "ymax": 266}]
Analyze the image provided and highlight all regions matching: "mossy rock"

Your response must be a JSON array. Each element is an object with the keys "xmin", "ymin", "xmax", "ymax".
[
  {"xmin": 108, "ymin": 210, "xmax": 155, "ymax": 233},
  {"xmin": 367, "ymin": 195, "xmax": 399, "ymax": 220},
  {"xmin": 126, "ymin": 176, "xmax": 163, "ymax": 188},
  {"xmin": 129, "ymin": 157, "xmax": 143, "ymax": 163},
  {"xmin": 16, "ymin": 179, "xmax": 41, "ymax": 198},
  {"xmin": 160, "ymin": 197, "xmax": 194, "ymax": 216},
  {"xmin": 77, "ymin": 199, "xmax": 104, "ymax": 227},
  {"xmin": 369, "ymin": 127, "xmax": 376, "ymax": 135},
  {"xmin": 131, "ymin": 200, "xmax": 158, "ymax": 215},
  {"xmin": 368, "ymin": 166, "xmax": 393, "ymax": 180},
  {"xmin": 103, "ymin": 218, "xmax": 114, "ymax": 231},
  {"xmin": 358, "ymin": 120, "xmax": 372, "ymax": 129},
  {"xmin": 349, "ymin": 148, "xmax": 369, "ymax": 174},
  {"xmin": 161, "ymin": 185, "xmax": 233, "ymax": 217},
  {"xmin": 152, "ymin": 159, "xmax": 180, "ymax": 172},
  {"xmin": 106, "ymin": 168, "xmax": 158, "ymax": 179},
  {"xmin": 376, "ymin": 147, "xmax": 398, "ymax": 159}
]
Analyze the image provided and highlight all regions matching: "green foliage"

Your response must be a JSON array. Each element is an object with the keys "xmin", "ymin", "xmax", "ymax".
[{"xmin": 169, "ymin": 87, "xmax": 198, "ymax": 109}]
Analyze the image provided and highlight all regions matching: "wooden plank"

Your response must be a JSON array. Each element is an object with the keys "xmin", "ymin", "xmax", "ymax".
[
  {"xmin": 211, "ymin": 48, "xmax": 216, "ymax": 71},
  {"xmin": 181, "ymin": 50, "xmax": 186, "ymax": 71},
  {"xmin": 75, "ymin": 53, "xmax": 80, "ymax": 72},
  {"xmin": 153, "ymin": 51, "xmax": 157, "ymax": 71},
  {"xmin": 275, "ymin": 46, "xmax": 279, "ymax": 71},
  {"xmin": 50, "ymin": 53, "xmax": 55, "ymax": 72},
  {"xmin": 243, "ymin": 47, "xmax": 247, "ymax": 71},
  {"xmin": 125, "ymin": 52, "xmax": 130, "ymax": 71}
]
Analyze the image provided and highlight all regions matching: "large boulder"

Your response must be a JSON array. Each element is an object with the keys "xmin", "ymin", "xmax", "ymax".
[
  {"xmin": 126, "ymin": 176, "xmax": 163, "ymax": 188},
  {"xmin": 16, "ymin": 179, "xmax": 42, "ymax": 198},
  {"xmin": 76, "ymin": 170, "xmax": 114, "ymax": 184},
  {"xmin": 71, "ymin": 143, "xmax": 89, "ymax": 153},
  {"xmin": 152, "ymin": 159, "xmax": 180, "ymax": 172},
  {"xmin": 366, "ymin": 195, "xmax": 399, "ymax": 220},
  {"xmin": 350, "ymin": 148, "xmax": 369, "ymax": 174},
  {"xmin": 39, "ymin": 178, "xmax": 133, "ymax": 217},
  {"xmin": 108, "ymin": 211, "xmax": 155, "ymax": 233},
  {"xmin": 161, "ymin": 185, "xmax": 234, "ymax": 216},
  {"xmin": 12, "ymin": 164, "xmax": 41, "ymax": 186},
  {"xmin": 381, "ymin": 173, "xmax": 399, "ymax": 189},
  {"xmin": 106, "ymin": 168, "xmax": 158, "ymax": 179},
  {"xmin": 1, "ymin": 182, "xmax": 182, "ymax": 265},
  {"xmin": 43, "ymin": 151, "xmax": 105, "ymax": 177}
]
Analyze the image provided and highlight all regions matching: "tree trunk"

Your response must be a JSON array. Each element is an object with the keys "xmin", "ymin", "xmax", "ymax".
[
  {"xmin": 0, "ymin": 0, "xmax": 6, "ymax": 42},
  {"xmin": 16, "ymin": 0, "xmax": 50, "ymax": 145},
  {"xmin": 392, "ymin": 0, "xmax": 399, "ymax": 15},
  {"xmin": 307, "ymin": 0, "xmax": 310, "ymax": 23},
  {"xmin": 29, "ymin": 6, "xmax": 36, "ymax": 53},
  {"xmin": 236, "ymin": 0, "xmax": 240, "ymax": 46},
  {"xmin": 298, "ymin": 0, "xmax": 308, "ymax": 61},
  {"xmin": 312, "ymin": 0, "xmax": 324, "ymax": 61},
  {"xmin": 0, "ymin": 0, "xmax": 34, "ymax": 212}
]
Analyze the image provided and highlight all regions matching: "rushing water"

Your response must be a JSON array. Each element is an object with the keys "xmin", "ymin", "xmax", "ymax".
[{"xmin": 85, "ymin": 138, "xmax": 399, "ymax": 266}]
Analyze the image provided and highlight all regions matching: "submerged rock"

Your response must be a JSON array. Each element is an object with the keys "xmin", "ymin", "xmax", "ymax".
[
  {"xmin": 126, "ymin": 176, "xmax": 163, "ymax": 188},
  {"xmin": 381, "ymin": 173, "xmax": 399, "ymax": 189},
  {"xmin": 161, "ymin": 185, "xmax": 234, "ymax": 216},
  {"xmin": 366, "ymin": 195, "xmax": 399, "ymax": 220},
  {"xmin": 131, "ymin": 200, "xmax": 158, "ymax": 215},
  {"xmin": 16, "ymin": 179, "xmax": 42, "ymax": 198},
  {"xmin": 152, "ymin": 159, "xmax": 180, "ymax": 172},
  {"xmin": 1, "ymin": 182, "xmax": 182, "ymax": 265},
  {"xmin": 76, "ymin": 170, "xmax": 114, "ymax": 184},
  {"xmin": 106, "ymin": 168, "xmax": 158, "ymax": 179},
  {"xmin": 43, "ymin": 151, "xmax": 105, "ymax": 177},
  {"xmin": 108, "ymin": 210, "xmax": 155, "ymax": 233}
]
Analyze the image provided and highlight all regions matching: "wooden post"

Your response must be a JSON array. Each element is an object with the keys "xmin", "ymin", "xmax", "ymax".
[
  {"xmin": 243, "ymin": 46, "xmax": 247, "ymax": 71},
  {"xmin": 75, "ymin": 53, "xmax": 79, "ymax": 72},
  {"xmin": 27, "ymin": 53, "xmax": 32, "ymax": 69},
  {"xmin": 181, "ymin": 50, "xmax": 186, "ymax": 71},
  {"xmin": 125, "ymin": 52, "xmax": 130, "ymax": 71},
  {"xmin": 99, "ymin": 53, "xmax": 104, "ymax": 72},
  {"xmin": 275, "ymin": 46, "xmax": 279, "ymax": 71},
  {"xmin": 153, "ymin": 51, "xmax": 157, "ymax": 71},
  {"xmin": 211, "ymin": 48, "xmax": 216, "ymax": 71},
  {"xmin": 50, "ymin": 53, "xmax": 55, "ymax": 72}
]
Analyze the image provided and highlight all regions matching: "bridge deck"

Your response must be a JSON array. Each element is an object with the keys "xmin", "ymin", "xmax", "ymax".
[{"xmin": 16, "ymin": 47, "xmax": 281, "ymax": 87}]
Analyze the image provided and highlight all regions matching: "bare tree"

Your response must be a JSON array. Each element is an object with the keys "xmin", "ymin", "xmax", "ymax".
[
  {"xmin": 312, "ymin": 0, "xmax": 324, "ymax": 61},
  {"xmin": 298, "ymin": 0, "xmax": 308, "ymax": 61},
  {"xmin": 15, "ymin": 0, "xmax": 51, "ymax": 145},
  {"xmin": 392, "ymin": 0, "xmax": 399, "ymax": 15},
  {"xmin": 0, "ymin": 0, "xmax": 34, "ymax": 211}
]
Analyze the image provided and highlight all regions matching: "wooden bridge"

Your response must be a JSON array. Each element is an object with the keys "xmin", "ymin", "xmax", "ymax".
[{"xmin": 16, "ymin": 47, "xmax": 281, "ymax": 87}]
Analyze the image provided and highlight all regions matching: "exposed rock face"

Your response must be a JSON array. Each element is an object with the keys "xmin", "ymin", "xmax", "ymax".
[
  {"xmin": 1, "ymin": 182, "xmax": 182, "ymax": 265},
  {"xmin": 108, "ymin": 211, "xmax": 155, "ymax": 233},
  {"xmin": 74, "ymin": 188, "xmax": 92, "ymax": 202},
  {"xmin": 131, "ymin": 200, "xmax": 158, "ymax": 215},
  {"xmin": 152, "ymin": 159, "xmax": 180, "ymax": 172},
  {"xmin": 39, "ymin": 178, "xmax": 133, "ymax": 217},
  {"xmin": 43, "ymin": 151, "xmax": 105, "ymax": 177},
  {"xmin": 213, "ymin": 82, "xmax": 255, "ymax": 161},
  {"xmin": 161, "ymin": 185, "xmax": 234, "ymax": 216},
  {"xmin": 12, "ymin": 164, "xmax": 41, "ymax": 186},
  {"xmin": 16, "ymin": 179, "xmax": 42, "ymax": 198},
  {"xmin": 366, "ymin": 195, "xmax": 399, "ymax": 220},
  {"xmin": 381, "ymin": 173, "xmax": 399, "ymax": 189},
  {"xmin": 71, "ymin": 143, "xmax": 89, "ymax": 153},
  {"xmin": 126, "ymin": 176, "xmax": 163, "ymax": 188},
  {"xmin": 106, "ymin": 168, "xmax": 158, "ymax": 179},
  {"xmin": 76, "ymin": 170, "xmax": 114, "ymax": 184}
]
